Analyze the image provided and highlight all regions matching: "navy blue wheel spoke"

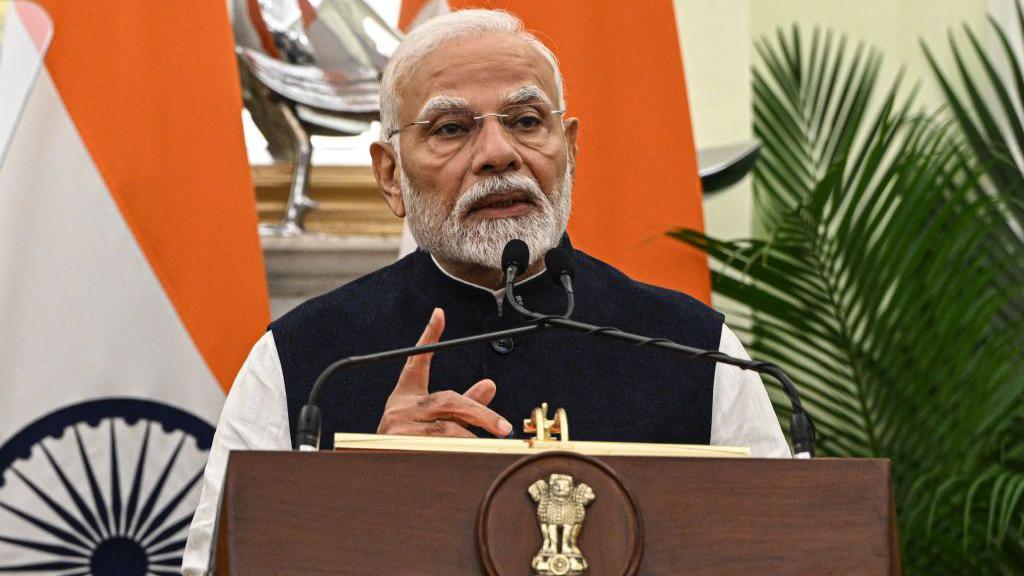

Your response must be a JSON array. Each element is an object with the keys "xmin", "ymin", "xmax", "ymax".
[
  {"xmin": 142, "ymin": 512, "xmax": 193, "ymax": 550},
  {"xmin": 0, "ymin": 534, "xmax": 89, "ymax": 558},
  {"xmin": 138, "ymin": 466, "xmax": 203, "ymax": 543},
  {"xmin": 108, "ymin": 419, "xmax": 124, "ymax": 535},
  {"xmin": 0, "ymin": 559, "xmax": 87, "ymax": 572},
  {"xmin": 130, "ymin": 434, "xmax": 186, "ymax": 538},
  {"xmin": 8, "ymin": 468, "xmax": 99, "ymax": 546},
  {"xmin": 147, "ymin": 537, "xmax": 186, "ymax": 557},
  {"xmin": 123, "ymin": 422, "xmax": 151, "ymax": 536},
  {"xmin": 73, "ymin": 425, "xmax": 112, "ymax": 538},
  {"xmin": 0, "ymin": 502, "xmax": 92, "ymax": 550},
  {"xmin": 0, "ymin": 399, "xmax": 215, "ymax": 575},
  {"xmin": 38, "ymin": 442, "xmax": 104, "ymax": 542}
]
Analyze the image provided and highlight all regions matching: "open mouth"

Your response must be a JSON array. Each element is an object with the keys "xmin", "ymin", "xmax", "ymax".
[{"xmin": 466, "ymin": 192, "xmax": 535, "ymax": 218}]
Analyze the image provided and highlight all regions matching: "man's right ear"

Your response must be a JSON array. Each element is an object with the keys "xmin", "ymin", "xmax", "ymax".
[{"xmin": 370, "ymin": 141, "xmax": 405, "ymax": 218}]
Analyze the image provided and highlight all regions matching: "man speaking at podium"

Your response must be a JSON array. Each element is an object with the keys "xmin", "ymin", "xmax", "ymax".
[{"xmin": 183, "ymin": 8, "xmax": 788, "ymax": 574}]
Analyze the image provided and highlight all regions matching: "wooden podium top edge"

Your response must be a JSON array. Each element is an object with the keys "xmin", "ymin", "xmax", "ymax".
[{"xmin": 333, "ymin": 433, "xmax": 750, "ymax": 458}]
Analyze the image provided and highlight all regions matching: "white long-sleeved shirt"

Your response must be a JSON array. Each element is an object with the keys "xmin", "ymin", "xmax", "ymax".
[{"xmin": 181, "ymin": 270, "xmax": 790, "ymax": 575}]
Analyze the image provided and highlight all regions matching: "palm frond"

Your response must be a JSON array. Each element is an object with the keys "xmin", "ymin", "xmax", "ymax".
[
  {"xmin": 923, "ymin": 4, "xmax": 1024, "ymax": 215},
  {"xmin": 671, "ymin": 20, "xmax": 1024, "ymax": 574},
  {"xmin": 923, "ymin": 1, "xmax": 1024, "ymax": 331}
]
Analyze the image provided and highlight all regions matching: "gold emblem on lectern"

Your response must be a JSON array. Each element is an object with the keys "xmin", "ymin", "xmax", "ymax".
[
  {"xmin": 524, "ymin": 402, "xmax": 570, "ymax": 443},
  {"xmin": 528, "ymin": 474, "xmax": 596, "ymax": 575}
]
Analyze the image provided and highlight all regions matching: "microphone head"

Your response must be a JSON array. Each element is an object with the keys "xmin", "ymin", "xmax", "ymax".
[
  {"xmin": 501, "ymin": 239, "xmax": 530, "ymax": 276},
  {"xmin": 544, "ymin": 247, "xmax": 576, "ymax": 285}
]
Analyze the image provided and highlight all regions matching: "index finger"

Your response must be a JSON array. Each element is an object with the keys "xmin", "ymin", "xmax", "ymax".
[{"xmin": 393, "ymin": 308, "xmax": 445, "ymax": 395}]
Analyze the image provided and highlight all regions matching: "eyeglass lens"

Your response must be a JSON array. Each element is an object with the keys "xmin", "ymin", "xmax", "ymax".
[{"xmin": 415, "ymin": 103, "xmax": 562, "ymax": 155}]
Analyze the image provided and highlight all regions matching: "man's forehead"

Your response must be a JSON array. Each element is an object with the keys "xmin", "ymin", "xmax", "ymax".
[{"xmin": 399, "ymin": 35, "xmax": 560, "ymax": 118}]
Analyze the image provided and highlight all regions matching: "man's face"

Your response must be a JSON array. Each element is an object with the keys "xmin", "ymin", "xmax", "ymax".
[{"xmin": 374, "ymin": 34, "xmax": 579, "ymax": 269}]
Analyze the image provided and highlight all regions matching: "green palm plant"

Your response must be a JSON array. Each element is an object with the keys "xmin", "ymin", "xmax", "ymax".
[
  {"xmin": 671, "ymin": 14, "xmax": 1024, "ymax": 574},
  {"xmin": 924, "ymin": 2, "xmax": 1024, "ymax": 328}
]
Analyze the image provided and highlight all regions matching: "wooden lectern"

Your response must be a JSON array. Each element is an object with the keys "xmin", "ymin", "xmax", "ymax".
[{"xmin": 214, "ymin": 449, "xmax": 900, "ymax": 575}]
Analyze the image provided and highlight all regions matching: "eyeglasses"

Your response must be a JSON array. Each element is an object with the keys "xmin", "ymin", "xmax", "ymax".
[{"xmin": 387, "ymin": 102, "xmax": 566, "ymax": 156}]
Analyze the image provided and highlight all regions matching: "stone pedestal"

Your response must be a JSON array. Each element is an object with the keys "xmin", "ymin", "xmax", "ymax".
[{"xmin": 262, "ymin": 235, "xmax": 400, "ymax": 320}]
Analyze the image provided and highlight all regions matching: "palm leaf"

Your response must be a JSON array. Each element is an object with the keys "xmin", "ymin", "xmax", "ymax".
[
  {"xmin": 923, "ymin": 5, "xmax": 1024, "ymax": 211},
  {"xmin": 671, "ymin": 22, "xmax": 1024, "ymax": 574},
  {"xmin": 923, "ymin": 1, "xmax": 1024, "ymax": 330}
]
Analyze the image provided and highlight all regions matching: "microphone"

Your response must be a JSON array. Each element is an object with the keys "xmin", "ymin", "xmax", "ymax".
[
  {"xmin": 503, "ymin": 242, "xmax": 575, "ymax": 320},
  {"xmin": 544, "ymin": 246, "xmax": 575, "ymax": 317},
  {"xmin": 501, "ymin": 239, "xmax": 530, "ymax": 285}
]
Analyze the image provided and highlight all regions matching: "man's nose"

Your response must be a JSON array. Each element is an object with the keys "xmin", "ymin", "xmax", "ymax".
[{"xmin": 470, "ymin": 118, "xmax": 522, "ymax": 175}]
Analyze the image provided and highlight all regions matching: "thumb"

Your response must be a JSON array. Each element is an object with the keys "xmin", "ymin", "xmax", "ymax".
[{"xmin": 394, "ymin": 308, "xmax": 445, "ymax": 395}]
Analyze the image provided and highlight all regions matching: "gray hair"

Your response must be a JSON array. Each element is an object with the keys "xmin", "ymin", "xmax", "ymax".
[{"xmin": 379, "ymin": 9, "xmax": 566, "ymax": 143}]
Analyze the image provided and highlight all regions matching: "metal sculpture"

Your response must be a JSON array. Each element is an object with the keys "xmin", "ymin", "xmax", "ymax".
[{"xmin": 232, "ymin": 0, "xmax": 401, "ymax": 235}]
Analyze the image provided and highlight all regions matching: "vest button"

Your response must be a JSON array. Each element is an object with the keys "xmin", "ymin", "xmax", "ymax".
[{"xmin": 490, "ymin": 337, "xmax": 514, "ymax": 354}]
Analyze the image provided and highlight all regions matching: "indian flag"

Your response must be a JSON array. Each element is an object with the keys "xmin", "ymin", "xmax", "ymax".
[{"xmin": 0, "ymin": 0, "xmax": 267, "ymax": 573}]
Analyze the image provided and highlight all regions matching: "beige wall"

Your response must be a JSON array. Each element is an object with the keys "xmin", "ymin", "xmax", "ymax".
[
  {"xmin": 676, "ymin": 0, "xmax": 755, "ymax": 244},
  {"xmin": 677, "ymin": 0, "xmax": 989, "ymax": 245},
  {"xmin": 749, "ymin": 0, "xmax": 987, "ymax": 111}
]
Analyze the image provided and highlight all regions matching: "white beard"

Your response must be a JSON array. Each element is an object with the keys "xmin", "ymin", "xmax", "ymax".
[{"xmin": 401, "ymin": 165, "xmax": 573, "ymax": 269}]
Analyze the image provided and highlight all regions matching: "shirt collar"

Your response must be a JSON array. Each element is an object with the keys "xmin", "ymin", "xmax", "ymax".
[{"xmin": 428, "ymin": 253, "xmax": 546, "ymax": 304}]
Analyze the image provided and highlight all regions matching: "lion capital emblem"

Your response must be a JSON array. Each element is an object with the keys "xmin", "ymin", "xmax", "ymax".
[{"xmin": 528, "ymin": 473, "xmax": 596, "ymax": 575}]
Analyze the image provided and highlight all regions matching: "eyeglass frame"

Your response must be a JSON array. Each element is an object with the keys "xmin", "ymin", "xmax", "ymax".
[{"xmin": 385, "ymin": 103, "xmax": 568, "ymax": 143}]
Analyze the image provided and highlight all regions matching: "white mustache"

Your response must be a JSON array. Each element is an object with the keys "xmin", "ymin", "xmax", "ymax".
[{"xmin": 453, "ymin": 174, "xmax": 546, "ymax": 219}]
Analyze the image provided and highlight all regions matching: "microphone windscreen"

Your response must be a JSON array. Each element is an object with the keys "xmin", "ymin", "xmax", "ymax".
[
  {"xmin": 544, "ymin": 247, "xmax": 576, "ymax": 284},
  {"xmin": 501, "ymin": 239, "xmax": 530, "ymax": 275}
]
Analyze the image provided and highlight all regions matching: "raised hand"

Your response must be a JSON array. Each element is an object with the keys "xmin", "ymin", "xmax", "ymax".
[{"xmin": 376, "ymin": 308, "xmax": 513, "ymax": 438}]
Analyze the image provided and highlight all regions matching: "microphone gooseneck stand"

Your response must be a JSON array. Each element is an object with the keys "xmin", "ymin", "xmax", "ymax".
[
  {"xmin": 295, "ymin": 242, "xmax": 815, "ymax": 458},
  {"xmin": 505, "ymin": 249, "xmax": 816, "ymax": 458}
]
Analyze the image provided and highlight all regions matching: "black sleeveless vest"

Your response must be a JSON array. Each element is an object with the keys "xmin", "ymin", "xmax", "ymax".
[{"xmin": 270, "ymin": 242, "xmax": 724, "ymax": 449}]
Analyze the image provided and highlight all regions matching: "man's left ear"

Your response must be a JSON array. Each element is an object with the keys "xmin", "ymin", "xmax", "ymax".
[
  {"xmin": 370, "ymin": 141, "xmax": 405, "ymax": 218},
  {"xmin": 563, "ymin": 117, "xmax": 580, "ymax": 165}
]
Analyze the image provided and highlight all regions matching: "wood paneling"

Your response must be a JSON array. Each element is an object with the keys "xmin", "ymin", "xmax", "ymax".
[
  {"xmin": 218, "ymin": 451, "xmax": 899, "ymax": 575},
  {"xmin": 253, "ymin": 164, "xmax": 402, "ymax": 236}
]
